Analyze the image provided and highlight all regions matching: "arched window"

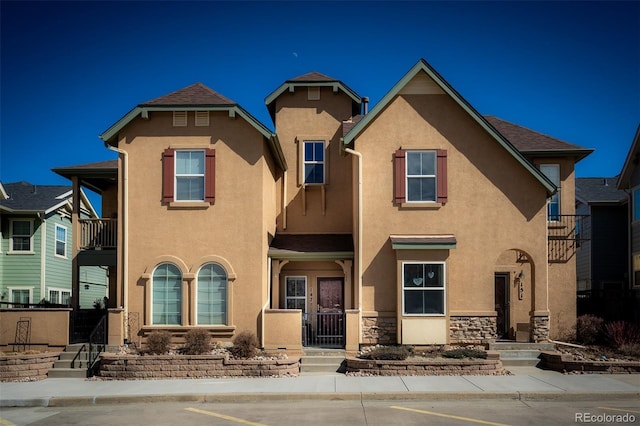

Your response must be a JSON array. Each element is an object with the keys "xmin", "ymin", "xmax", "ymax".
[
  {"xmin": 197, "ymin": 263, "xmax": 227, "ymax": 325},
  {"xmin": 152, "ymin": 263, "xmax": 182, "ymax": 325}
]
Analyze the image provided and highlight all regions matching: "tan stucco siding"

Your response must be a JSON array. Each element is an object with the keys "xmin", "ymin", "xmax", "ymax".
[
  {"xmin": 355, "ymin": 94, "xmax": 550, "ymax": 340},
  {"xmin": 274, "ymin": 87, "xmax": 353, "ymax": 233},
  {"xmin": 119, "ymin": 111, "xmax": 275, "ymax": 336}
]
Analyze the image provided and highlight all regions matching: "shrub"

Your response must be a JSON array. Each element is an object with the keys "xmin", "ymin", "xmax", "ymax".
[
  {"xmin": 364, "ymin": 346, "xmax": 412, "ymax": 360},
  {"xmin": 229, "ymin": 331, "xmax": 259, "ymax": 358},
  {"xmin": 576, "ymin": 315, "xmax": 604, "ymax": 345},
  {"xmin": 183, "ymin": 329, "xmax": 211, "ymax": 355},
  {"xmin": 618, "ymin": 343, "xmax": 640, "ymax": 358},
  {"xmin": 146, "ymin": 331, "xmax": 172, "ymax": 355},
  {"xmin": 605, "ymin": 321, "xmax": 640, "ymax": 348},
  {"xmin": 442, "ymin": 348, "xmax": 487, "ymax": 359}
]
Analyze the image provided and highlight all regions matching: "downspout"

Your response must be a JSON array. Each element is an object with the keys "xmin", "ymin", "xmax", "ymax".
[
  {"xmin": 282, "ymin": 171, "xmax": 287, "ymax": 230},
  {"xmin": 344, "ymin": 148, "xmax": 363, "ymax": 344},
  {"xmin": 107, "ymin": 144, "xmax": 129, "ymax": 341},
  {"xmin": 261, "ymin": 257, "xmax": 272, "ymax": 348},
  {"xmin": 38, "ymin": 212, "xmax": 46, "ymax": 302}
]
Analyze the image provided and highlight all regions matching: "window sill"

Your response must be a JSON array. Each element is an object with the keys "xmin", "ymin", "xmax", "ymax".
[
  {"xmin": 399, "ymin": 202, "xmax": 442, "ymax": 210},
  {"xmin": 7, "ymin": 251, "xmax": 36, "ymax": 255},
  {"xmin": 168, "ymin": 201, "xmax": 211, "ymax": 209}
]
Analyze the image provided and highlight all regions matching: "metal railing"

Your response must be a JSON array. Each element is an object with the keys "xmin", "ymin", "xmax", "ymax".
[
  {"xmin": 302, "ymin": 312, "xmax": 345, "ymax": 348},
  {"xmin": 548, "ymin": 215, "xmax": 589, "ymax": 263},
  {"xmin": 88, "ymin": 315, "xmax": 107, "ymax": 376},
  {"xmin": 79, "ymin": 218, "xmax": 117, "ymax": 249}
]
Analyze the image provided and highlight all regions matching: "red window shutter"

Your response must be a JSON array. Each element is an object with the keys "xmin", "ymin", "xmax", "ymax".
[
  {"xmin": 205, "ymin": 148, "xmax": 216, "ymax": 204},
  {"xmin": 162, "ymin": 148, "xmax": 175, "ymax": 203},
  {"xmin": 437, "ymin": 149, "xmax": 448, "ymax": 204},
  {"xmin": 394, "ymin": 149, "xmax": 406, "ymax": 204}
]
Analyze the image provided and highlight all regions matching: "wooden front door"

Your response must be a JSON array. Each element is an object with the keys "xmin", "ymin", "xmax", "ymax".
[
  {"xmin": 494, "ymin": 273, "xmax": 510, "ymax": 339},
  {"xmin": 317, "ymin": 278, "xmax": 343, "ymax": 312}
]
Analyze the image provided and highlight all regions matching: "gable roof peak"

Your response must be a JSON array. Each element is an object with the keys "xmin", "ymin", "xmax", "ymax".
[
  {"xmin": 140, "ymin": 82, "xmax": 236, "ymax": 107},
  {"xmin": 288, "ymin": 71, "xmax": 337, "ymax": 82}
]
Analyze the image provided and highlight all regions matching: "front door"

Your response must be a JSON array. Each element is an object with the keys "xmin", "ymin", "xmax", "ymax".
[
  {"xmin": 315, "ymin": 278, "xmax": 344, "ymax": 347},
  {"xmin": 494, "ymin": 273, "xmax": 510, "ymax": 339}
]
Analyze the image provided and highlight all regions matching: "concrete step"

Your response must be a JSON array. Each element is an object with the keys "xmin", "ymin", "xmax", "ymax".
[
  {"xmin": 501, "ymin": 358, "xmax": 542, "ymax": 367},
  {"xmin": 301, "ymin": 356, "xmax": 345, "ymax": 365},
  {"xmin": 47, "ymin": 368, "xmax": 88, "ymax": 379},
  {"xmin": 497, "ymin": 350, "xmax": 543, "ymax": 359},
  {"xmin": 53, "ymin": 359, "xmax": 90, "ymax": 369},
  {"xmin": 302, "ymin": 348, "xmax": 346, "ymax": 357},
  {"xmin": 489, "ymin": 342, "xmax": 555, "ymax": 351},
  {"xmin": 58, "ymin": 352, "xmax": 89, "ymax": 361},
  {"xmin": 300, "ymin": 362, "xmax": 344, "ymax": 373}
]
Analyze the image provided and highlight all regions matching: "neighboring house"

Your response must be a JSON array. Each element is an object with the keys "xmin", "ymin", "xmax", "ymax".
[
  {"xmin": 617, "ymin": 124, "xmax": 640, "ymax": 324},
  {"xmin": 59, "ymin": 59, "xmax": 592, "ymax": 350},
  {"xmin": 0, "ymin": 181, "xmax": 107, "ymax": 308},
  {"xmin": 575, "ymin": 177, "xmax": 629, "ymax": 320}
]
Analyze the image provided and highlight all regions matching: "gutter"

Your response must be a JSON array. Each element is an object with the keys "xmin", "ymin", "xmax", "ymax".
[
  {"xmin": 344, "ymin": 147, "xmax": 363, "ymax": 344},
  {"xmin": 106, "ymin": 143, "xmax": 129, "ymax": 342}
]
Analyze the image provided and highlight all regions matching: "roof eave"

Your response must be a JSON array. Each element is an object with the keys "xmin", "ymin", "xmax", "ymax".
[
  {"xmin": 343, "ymin": 59, "xmax": 556, "ymax": 195},
  {"xmin": 520, "ymin": 149, "xmax": 594, "ymax": 162},
  {"xmin": 617, "ymin": 124, "xmax": 640, "ymax": 189}
]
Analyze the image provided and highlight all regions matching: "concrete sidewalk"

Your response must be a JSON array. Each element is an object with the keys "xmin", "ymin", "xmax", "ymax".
[{"xmin": 1, "ymin": 367, "xmax": 639, "ymax": 407}]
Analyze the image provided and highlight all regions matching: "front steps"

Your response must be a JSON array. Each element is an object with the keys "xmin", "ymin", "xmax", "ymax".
[
  {"xmin": 489, "ymin": 342, "xmax": 555, "ymax": 367},
  {"xmin": 300, "ymin": 348, "xmax": 346, "ymax": 374},
  {"xmin": 48, "ymin": 343, "xmax": 91, "ymax": 378}
]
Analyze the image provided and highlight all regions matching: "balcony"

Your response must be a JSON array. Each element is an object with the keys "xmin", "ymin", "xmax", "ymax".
[
  {"xmin": 77, "ymin": 219, "xmax": 117, "ymax": 266},
  {"xmin": 548, "ymin": 214, "xmax": 589, "ymax": 263}
]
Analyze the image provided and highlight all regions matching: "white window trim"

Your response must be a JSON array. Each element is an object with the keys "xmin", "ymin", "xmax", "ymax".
[
  {"xmin": 405, "ymin": 150, "xmax": 437, "ymax": 203},
  {"xmin": 303, "ymin": 141, "xmax": 325, "ymax": 185},
  {"xmin": 48, "ymin": 287, "xmax": 71, "ymax": 304},
  {"xmin": 174, "ymin": 149, "xmax": 206, "ymax": 202},
  {"xmin": 285, "ymin": 276, "xmax": 307, "ymax": 312},
  {"xmin": 195, "ymin": 263, "xmax": 228, "ymax": 325},
  {"xmin": 401, "ymin": 261, "xmax": 446, "ymax": 317},
  {"xmin": 54, "ymin": 224, "xmax": 67, "ymax": 259},
  {"xmin": 8, "ymin": 218, "xmax": 35, "ymax": 254},
  {"xmin": 8, "ymin": 287, "xmax": 33, "ymax": 306}
]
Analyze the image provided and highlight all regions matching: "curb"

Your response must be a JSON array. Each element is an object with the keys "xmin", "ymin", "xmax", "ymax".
[{"xmin": 3, "ymin": 391, "xmax": 640, "ymax": 407}]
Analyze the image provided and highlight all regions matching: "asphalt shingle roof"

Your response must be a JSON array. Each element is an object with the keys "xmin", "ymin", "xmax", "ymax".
[
  {"xmin": 0, "ymin": 181, "xmax": 71, "ymax": 212},
  {"xmin": 485, "ymin": 116, "xmax": 589, "ymax": 152},
  {"xmin": 140, "ymin": 83, "xmax": 236, "ymax": 106},
  {"xmin": 288, "ymin": 71, "xmax": 337, "ymax": 82},
  {"xmin": 576, "ymin": 177, "xmax": 628, "ymax": 204}
]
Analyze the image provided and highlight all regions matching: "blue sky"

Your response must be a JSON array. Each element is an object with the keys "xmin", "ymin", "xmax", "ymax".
[{"xmin": 1, "ymin": 1, "xmax": 639, "ymax": 211}]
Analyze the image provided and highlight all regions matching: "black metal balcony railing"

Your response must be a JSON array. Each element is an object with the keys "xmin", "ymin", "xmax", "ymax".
[
  {"xmin": 79, "ymin": 218, "xmax": 117, "ymax": 249},
  {"xmin": 548, "ymin": 214, "xmax": 589, "ymax": 263}
]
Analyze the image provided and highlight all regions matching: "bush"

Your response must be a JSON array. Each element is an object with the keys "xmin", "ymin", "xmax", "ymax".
[
  {"xmin": 618, "ymin": 343, "xmax": 640, "ymax": 358},
  {"xmin": 363, "ymin": 346, "xmax": 412, "ymax": 360},
  {"xmin": 183, "ymin": 329, "xmax": 211, "ymax": 355},
  {"xmin": 146, "ymin": 331, "xmax": 172, "ymax": 355},
  {"xmin": 229, "ymin": 331, "xmax": 259, "ymax": 358},
  {"xmin": 576, "ymin": 315, "xmax": 604, "ymax": 345},
  {"xmin": 442, "ymin": 348, "xmax": 487, "ymax": 359},
  {"xmin": 605, "ymin": 321, "xmax": 640, "ymax": 348}
]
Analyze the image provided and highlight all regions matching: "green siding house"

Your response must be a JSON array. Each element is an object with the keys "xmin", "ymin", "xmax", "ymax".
[{"xmin": 0, "ymin": 181, "xmax": 107, "ymax": 308}]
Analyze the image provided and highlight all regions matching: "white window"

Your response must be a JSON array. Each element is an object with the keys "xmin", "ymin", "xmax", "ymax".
[
  {"xmin": 55, "ymin": 224, "xmax": 67, "ymax": 258},
  {"xmin": 9, "ymin": 287, "xmax": 32, "ymax": 307},
  {"xmin": 196, "ymin": 263, "xmax": 227, "ymax": 325},
  {"xmin": 402, "ymin": 262, "xmax": 445, "ymax": 315},
  {"xmin": 175, "ymin": 150, "xmax": 205, "ymax": 201},
  {"xmin": 303, "ymin": 141, "xmax": 325, "ymax": 184},
  {"xmin": 152, "ymin": 263, "xmax": 182, "ymax": 325},
  {"xmin": 173, "ymin": 111, "xmax": 187, "ymax": 127},
  {"xmin": 195, "ymin": 111, "xmax": 209, "ymax": 127},
  {"xmin": 285, "ymin": 276, "xmax": 307, "ymax": 312},
  {"xmin": 10, "ymin": 219, "xmax": 33, "ymax": 252},
  {"xmin": 540, "ymin": 164, "xmax": 560, "ymax": 220},
  {"xmin": 406, "ymin": 151, "xmax": 436, "ymax": 202},
  {"xmin": 48, "ymin": 288, "xmax": 71, "ymax": 305}
]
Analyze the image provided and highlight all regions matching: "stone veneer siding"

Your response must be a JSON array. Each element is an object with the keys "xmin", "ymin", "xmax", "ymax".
[
  {"xmin": 449, "ymin": 316, "xmax": 497, "ymax": 344},
  {"xmin": 0, "ymin": 352, "xmax": 61, "ymax": 382},
  {"xmin": 362, "ymin": 316, "xmax": 397, "ymax": 345},
  {"xmin": 98, "ymin": 354, "xmax": 300, "ymax": 379},
  {"xmin": 532, "ymin": 316, "xmax": 550, "ymax": 343}
]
